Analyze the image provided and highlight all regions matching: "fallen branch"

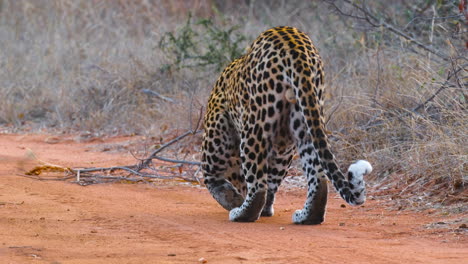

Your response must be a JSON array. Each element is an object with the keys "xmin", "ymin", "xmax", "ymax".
[
  {"xmin": 24, "ymin": 107, "xmax": 205, "ymax": 186},
  {"xmin": 137, "ymin": 106, "xmax": 203, "ymax": 170},
  {"xmin": 151, "ymin": 156, "xmax": 201, "ymax": 165}
]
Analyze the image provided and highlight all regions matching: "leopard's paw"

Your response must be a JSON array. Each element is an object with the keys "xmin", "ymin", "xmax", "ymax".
[
  {"xmin": 228, "ymin": 190, "xmax": 266, "ymax": 222},
  {"xmin": 292, "ymin": 209, "xmax": 324, "ymax": 225}
]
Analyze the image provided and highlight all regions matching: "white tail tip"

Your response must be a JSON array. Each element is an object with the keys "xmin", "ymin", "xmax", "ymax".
[{"xmin": 348, "ymin": 160, "xmax": 373, "ymax": 176}]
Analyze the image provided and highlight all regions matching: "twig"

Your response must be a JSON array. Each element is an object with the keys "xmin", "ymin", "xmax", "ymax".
[
  {"xmin": 137, "ymin": 129, "xmax": 203, "ymax": 170},
  {"xmin": 373, "ymin": 46, "xmax": 382, "ymax": 106},
  {"xmin": 141, "ymin": 89, "xmax": 178, "ymax": 103},
  {"xmin": 78, "ymin": 173, "xmax": 188, "ymax": 180},
  {"xmin": 152, "ymin": 156, "xmax": 201, "ymax": 165},
  {"xmin": 192, "ymin": 166, "xmax": 202, "ymax": 184},
  {"xmin": 74, "ymin": 166, "xmax": 144, "ymax": 176},
  {"xmin": 137, "ymin": 107, "xmax": 203, "ymax": 170},
  {"xmin": 412, "ymin": 62, "xmax": 466, "ymax": 113}
]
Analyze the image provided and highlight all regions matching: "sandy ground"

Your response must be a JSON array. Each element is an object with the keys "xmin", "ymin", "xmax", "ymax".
[{"xmin": 0, "ymin": 134, "xmax": 466, "ymax": 264}]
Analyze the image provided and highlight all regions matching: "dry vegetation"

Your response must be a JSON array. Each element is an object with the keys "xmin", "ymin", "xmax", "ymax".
[{"xmin": 0, "ymin": 0, "xmax": 466, "ymax": 208}]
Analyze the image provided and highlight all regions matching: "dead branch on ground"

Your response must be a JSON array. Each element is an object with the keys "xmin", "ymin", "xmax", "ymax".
[{"xmin": 23, "ymin": 107, "xmax": 204, "ymax": 186}]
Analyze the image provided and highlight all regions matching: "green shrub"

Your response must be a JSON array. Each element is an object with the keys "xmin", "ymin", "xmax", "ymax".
[{"xmin": 158, "ymin": 14, "xmax": 246, "ymax": 72}]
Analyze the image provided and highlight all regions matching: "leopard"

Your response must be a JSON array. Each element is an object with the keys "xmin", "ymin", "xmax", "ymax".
[{"xmin": 201, "ymin": 26, "xmax": 373, "ymax": 224}]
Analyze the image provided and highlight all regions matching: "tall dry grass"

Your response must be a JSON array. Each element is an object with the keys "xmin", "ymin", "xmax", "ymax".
[
  {"xmin": 0, "ymin": 0, "xmax": 466, "ymax": 206},
  {"xmin": 0, "ymin": 0, "xmax": 211, "ymax": 134}
]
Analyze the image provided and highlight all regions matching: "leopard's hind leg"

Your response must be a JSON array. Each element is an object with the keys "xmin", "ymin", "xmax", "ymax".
[{"xmin": 289, "ymin": 106, "xmax": 329, "ymax": 225}]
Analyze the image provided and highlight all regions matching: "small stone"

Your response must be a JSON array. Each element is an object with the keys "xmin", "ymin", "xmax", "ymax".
[
  {"xmin": 339, "ymin": 222, "xmax": 345, "ymax": 226},
  {"xmin": 168, "ymin": 253, "xmax": 176, "ymax": 257},
  {"xmin": 45, "ymin": 136, "xmax": 60, "ymax": 144},
  {"xmin": 279, "ymin": 226, "xmax": 285, "ymax": 230},
  {"xmin": 340, "ymin": 204, "xmax": 346, "ymax": 208},
  {"xmin": 198, "ymin": 257, "xmax": 208, "ymax": 263},
  {"xmin": 459, "ymin": 223, "xmax": 467, "ymax": 229}
]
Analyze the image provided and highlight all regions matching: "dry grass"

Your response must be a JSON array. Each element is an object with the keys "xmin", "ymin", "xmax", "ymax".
[
  {"xmin": 327, "ymin": 52, "xmax": 467, "ymax": 207},
  {"xmin": 0, "ymin": 0, "xmax": 466, "ymax": 206}
]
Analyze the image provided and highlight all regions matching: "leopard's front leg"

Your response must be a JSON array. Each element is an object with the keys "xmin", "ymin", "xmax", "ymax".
[
  {"xmin": 202, "ymin": 102, "xmax": 246, "ymax": 211},
  {"xmin": 261, "ymin": 146, "xmax": 295, "ymax": 217}
]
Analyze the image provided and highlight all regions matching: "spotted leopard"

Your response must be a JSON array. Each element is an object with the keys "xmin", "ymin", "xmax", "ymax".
[{"xmin": 201, "ymin": 26, "xmax": 372, "ymax": 224}]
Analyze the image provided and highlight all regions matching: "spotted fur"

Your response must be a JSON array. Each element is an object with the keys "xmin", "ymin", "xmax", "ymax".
[{"xmin": 201, "ymin": 26, "xmax": 372, "ymax": 224}]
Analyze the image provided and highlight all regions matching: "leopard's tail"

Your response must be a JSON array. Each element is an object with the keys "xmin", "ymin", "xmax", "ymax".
[{"xmin": 285, "ymin": 70, "xmax": 372, "ymax": 206}]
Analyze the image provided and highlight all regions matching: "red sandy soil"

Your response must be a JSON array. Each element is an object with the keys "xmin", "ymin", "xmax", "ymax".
[{"xmin": 0, "ymin": 134, "xmax": 466, "ymax": 264}]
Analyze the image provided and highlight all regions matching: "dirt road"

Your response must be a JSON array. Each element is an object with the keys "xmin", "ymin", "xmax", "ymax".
[{"xmin": 0, "ymin": 134, "xmax": 466, "ymax": 263}]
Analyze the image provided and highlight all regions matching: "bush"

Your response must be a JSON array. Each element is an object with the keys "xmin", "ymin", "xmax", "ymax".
[{"xmin": 158, "ymin": 13, "xmax": 247, "ymax": 72}]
